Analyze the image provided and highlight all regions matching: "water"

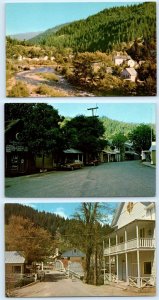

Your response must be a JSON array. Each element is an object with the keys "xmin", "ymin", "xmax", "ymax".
[{"xmin": 16, "ymin": 66, "xmax": 95, "ymax": 97}]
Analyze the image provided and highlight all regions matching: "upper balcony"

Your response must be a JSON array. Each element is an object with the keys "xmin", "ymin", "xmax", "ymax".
[{"xmin": 104, "ymin": 237, "xmax": 155, "ymax": 255}]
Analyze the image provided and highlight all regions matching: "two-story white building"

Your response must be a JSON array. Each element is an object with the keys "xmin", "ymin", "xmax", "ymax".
[{"xmin": 103, "ymin": 202, "xmax": 156, "ymax": 289}]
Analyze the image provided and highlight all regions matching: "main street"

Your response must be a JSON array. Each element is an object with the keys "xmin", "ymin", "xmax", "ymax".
[
  {"xmin": 5, "ymin": 161, "xmax": 155, "ymax": 198},
  {"xmin": 12, "ymin": 271, "xmax": 155, "ymax": 297}
]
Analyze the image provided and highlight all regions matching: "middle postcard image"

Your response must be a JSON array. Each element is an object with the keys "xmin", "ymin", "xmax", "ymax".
[{"xmin": 5, "ymin": 103, "xmax": 156, "ymax": 198}]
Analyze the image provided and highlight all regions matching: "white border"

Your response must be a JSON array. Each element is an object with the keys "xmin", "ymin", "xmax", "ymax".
[{"xmin": 0, "ymin": 1, "xmax": 158, "ymax": 299}]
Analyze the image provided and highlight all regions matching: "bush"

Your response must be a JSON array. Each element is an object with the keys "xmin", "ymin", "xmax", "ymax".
[
  {"xmin": 8, "ymin": 81, "xmax": 30, "ymax": 97},
  {"xmin": 35, "ymin": 84, "xmax": 66, "ymax": 97},
  {"xmin": 37, "ymin": 72, "xmax": 59, "ymax": 82}
]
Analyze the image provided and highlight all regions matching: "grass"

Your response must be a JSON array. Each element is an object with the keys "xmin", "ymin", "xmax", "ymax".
[
  {"xmin": 34, "ymin": 84, "xmax": 67, "ymax": 97},
  {"xmin": 7, "ymin": 81, "xmax": 30, "ymax": 97},
  {"xmin": 36, "ymin": 72, "xmax": 59, "ymax": 82}
]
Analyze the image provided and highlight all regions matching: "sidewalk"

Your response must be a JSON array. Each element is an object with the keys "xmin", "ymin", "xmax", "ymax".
[{"xmin": 142, "ymin": 162, "xmax": 156, "ymax": 168}]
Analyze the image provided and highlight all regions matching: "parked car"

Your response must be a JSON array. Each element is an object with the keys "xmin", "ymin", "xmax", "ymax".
[
  {"xmin": 86, "ymin": 159, "xmax": 100, "ymax": 166},
  {"xmin": 60, "ymin": 160, "xmax": 83, "ymax": 170}
]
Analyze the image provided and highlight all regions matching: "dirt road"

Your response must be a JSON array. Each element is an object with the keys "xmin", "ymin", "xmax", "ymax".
[{"xmin": 12, "ymin": 271, "xmax": 155, "ymax": 297}]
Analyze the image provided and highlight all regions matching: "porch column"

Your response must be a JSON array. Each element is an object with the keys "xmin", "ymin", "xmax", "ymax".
[
  {"xmin": 109, "ymin": 255, "xmax": 111, "ymax": 281},
  {"xmin": 136, "ymin": 223, "xmax": 139, "ymax": 248},
  {"xmin": 116, "ymin": 255, "xmax": 119, "ymax": 283},
  {"xmin": 125, "ymin": 252, "xmax": 129, "ymax": 284},
  {"xmin": 115, "ymin": 233, "xmax": 118, "ymax": 282},
  {"xmin": 136, "ymin": 223, "xmax": 141, "ymax": 288},
  {"xmin": 108, "ymin": 237, "xmax": 111, "ymax": 281},
  {"xmin": 41, "ymin": 262, "xmax": 44, "ymax": 271},
  {"xmin": 109, "ymin": 237, "xmax": 111, "ymax": 252},
  {"xmin": 125, "ymin": 227, "xmax": 129, "ymax": 284},
  {"xmin": 108, "ymin": 154, "xmax": 110, "ymax": 163},
  {"xmin": 124, "ymin": 227, "xmax": 127, "ymax": 251},
  {"xmin": 137, "ymin": 250, "xmax": 141, "ymax": 288}
]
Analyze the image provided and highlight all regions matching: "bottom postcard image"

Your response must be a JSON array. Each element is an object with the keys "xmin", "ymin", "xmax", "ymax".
[{"xmin": 5, "ymin": 202, "xmax": 156, "ymax": 297}]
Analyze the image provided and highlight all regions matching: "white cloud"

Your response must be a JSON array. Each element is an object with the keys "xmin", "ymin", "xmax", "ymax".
[{"xmin": 54, "ymin": 207, "xmax": 68, "ymax": 219}]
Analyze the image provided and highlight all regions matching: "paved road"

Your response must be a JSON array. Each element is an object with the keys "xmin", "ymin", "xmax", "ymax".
[
  {"xmin": 12, "ymin": 271, "xmax": 155, "ymax": 297},
  {"xmin": 5, "ymin": 161, "xmax": 156, "ymax": 198}
]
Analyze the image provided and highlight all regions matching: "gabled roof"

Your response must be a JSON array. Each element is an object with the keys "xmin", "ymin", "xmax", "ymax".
[
  {"xmin": 61, "ymin": 249, "xmax": 85, "ymax": 258},
  {"xmin": 125, "ymin": 68, "xmax": 137, "ymax": 76},
  {"xmin": 111, "ymin": 202, "xmax": 152, "ymax": 228},
  {"xmin": 63, "ymin": 148, "xmax": 83, "ymax": 154},
  {"xmin": 5, "ymin": 251, "xmax": 25, "ymax": 264}
]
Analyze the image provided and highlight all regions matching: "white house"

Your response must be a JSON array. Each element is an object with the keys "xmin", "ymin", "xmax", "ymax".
[
  {"xmin": 149, "ymin": 141, "xmax": 156, "ymax": 165},
  {"xmin": 100, "ymin": 147, "xmax": 120, "ymax": 163},
  {"xmin": 103, "ymin": 202, "xmax": 156, "ymax": 289},
  {"xmin": 127, "ymin": 59, "xmax": 136, "ymax": 68},
  {"xmin": 114, "ymin": 55, "xmax": 129, "ymax": 66},
  {"xmin": 17, "ymin": 55, "xmax": 23, "ymax": 61},
  {"xmin": 121, "ymin": 68, "xmax": 137, "ymax": 82}
]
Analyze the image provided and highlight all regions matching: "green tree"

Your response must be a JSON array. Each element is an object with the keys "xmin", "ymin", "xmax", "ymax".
[
  {"xmin": 63, "ymin": 115, "xmax": 106, "ymax": 163},
  {"xmin": 5, "ymin": 103, "xmax": 65, "ymax": 169},
  {"xmin": 112, "ymin": 133, "xmax": 127, "ymax": 160},
  {"xmin": 128, "ymin": 124, "xmax": 155, "ymax": 153}
]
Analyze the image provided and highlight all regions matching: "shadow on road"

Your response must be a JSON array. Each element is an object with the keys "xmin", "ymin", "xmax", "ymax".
[{"xmin": 44, "ymin": 273, "xmax": 66, "ymax": 282}]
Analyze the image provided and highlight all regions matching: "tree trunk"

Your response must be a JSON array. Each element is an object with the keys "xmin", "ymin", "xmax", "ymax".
[{"xmin": 42, "ymin": 152, "xmax": 45, "ymax": 171}]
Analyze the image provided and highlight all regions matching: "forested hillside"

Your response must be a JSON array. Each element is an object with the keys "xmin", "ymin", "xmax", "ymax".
[
  {"xmin": 5, "ymin": 203, "xmax": 112, "ymax": 241},
  {"xmin": 101, "ymin": 117, "xmax": 138, "ymax": 139},
  {"xmin": 31, "ymin": 2, "xmax": 156, "ymax": 53}
]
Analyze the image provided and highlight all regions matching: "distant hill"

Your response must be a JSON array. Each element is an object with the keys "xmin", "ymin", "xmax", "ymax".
[
  {"xmin": 100, "ymin": 117, "xmax": 138, "ymax": 139},
  {"xmin": 10, "ymin": 31, "xmax": 43, "ymax": 41},
  {"xmin": 101, "ymin": 116, "xmax": 155, "ymax": 140},
  {"xmin": 30, "ymin": 23, "xmax": 70, "ymax": 44},
  {"xmin": 30, "ymin": 2, "xmax": 156, "ymax": 53}
]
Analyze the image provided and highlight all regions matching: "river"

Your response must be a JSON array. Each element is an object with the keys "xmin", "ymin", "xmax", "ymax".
[{"xmin": 15, "ymin": 66, "xmax": 95, "ymax": 97}]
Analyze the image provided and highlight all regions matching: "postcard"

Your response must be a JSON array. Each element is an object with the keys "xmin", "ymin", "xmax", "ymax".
[
  {"xmin": 6, "ymin": 2, "xmax": 156, "ymax": 97},
  {"xmin": 5, "ymin": 102, "xmax": 156, "ymax": 197}
]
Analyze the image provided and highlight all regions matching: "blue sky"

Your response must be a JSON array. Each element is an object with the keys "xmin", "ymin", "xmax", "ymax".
[
  {"xmin": 6, "ymin": 2, "xmax": 141, "ymax": 35},
  {"xmin": 52, "ymin": 103, "xmax": 156, "ymax": 124},
  {"xmin": 25, "ymin": 202, "xmax": 118, "ymax": 224}
]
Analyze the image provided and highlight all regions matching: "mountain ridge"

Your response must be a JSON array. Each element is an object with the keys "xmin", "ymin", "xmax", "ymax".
[{"xmin": 30, "ymin": 2, "xmax": 156, "ymax": 53}]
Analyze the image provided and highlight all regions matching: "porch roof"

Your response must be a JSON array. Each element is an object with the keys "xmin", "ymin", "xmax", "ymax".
[
  {"xmin": 5, "ymin": 251, "xmax": 25, "ymax": 264},
  {"xmin": 61, "ymin": 248, "xmax": 85, "ymax": 258},
  {"xmin": 63, "ymin": 148, "xmax": 83, "ymax": 154},
  {"xmin": 105, "ymin": 218, "xmax": 155, "ymax": 238}
]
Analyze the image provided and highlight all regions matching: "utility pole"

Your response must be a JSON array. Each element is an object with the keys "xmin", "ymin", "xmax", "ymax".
[{"xmin": 87, "ymin": 106, "xmax": 99, "ymax": 117}]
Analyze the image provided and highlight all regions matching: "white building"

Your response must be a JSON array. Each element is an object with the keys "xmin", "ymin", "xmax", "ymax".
[
  {"xmin": 114, "ymin": 55, "xmax": 129, "ymax": 66},
  {"xmin": 127, "ymin": 59, "xmax": 136, "ymax": 68},
  {"xmin": 103, "ymin": 202, "xmax": 156, "ymax": 289},
  {"xmin": 121, "ymin": 68, "xmax": 137, "ymax": 82}
]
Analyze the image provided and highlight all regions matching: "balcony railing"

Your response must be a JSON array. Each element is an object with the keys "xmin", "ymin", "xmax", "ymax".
[{"xmin": 104, "ymin": 238, "xmax": 155, "ymax": 255}]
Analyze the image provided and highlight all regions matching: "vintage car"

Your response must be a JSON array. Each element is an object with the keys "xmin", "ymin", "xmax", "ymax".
[
  {"xmin": 60, "ymin": 160, "xmax": 83, "ymax": 170},
  {"xmin": 85, "ymin": 159, "xmax": 100, "ymax": 166}
]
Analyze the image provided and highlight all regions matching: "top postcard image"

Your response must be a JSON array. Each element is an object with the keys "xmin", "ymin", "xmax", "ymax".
[{"xmin": 6, "ymin": 2, "xmax": 156, "ymax": 98}]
